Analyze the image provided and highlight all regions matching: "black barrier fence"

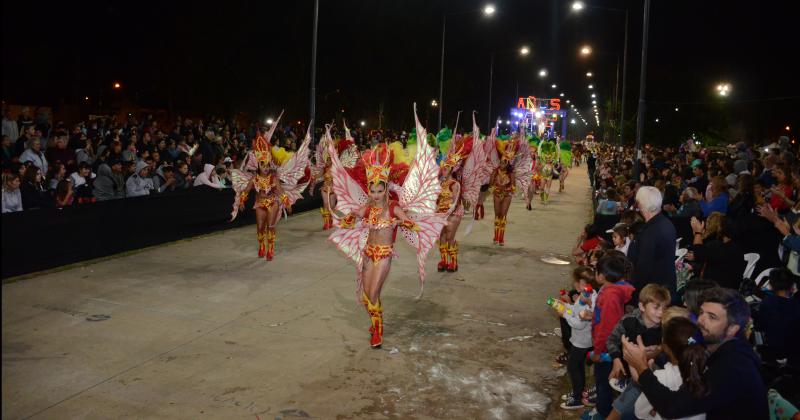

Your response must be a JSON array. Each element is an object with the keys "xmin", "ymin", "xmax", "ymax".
[{"xmin": 1, "ymin": 187, "xmax": 321, "ymax": 278}]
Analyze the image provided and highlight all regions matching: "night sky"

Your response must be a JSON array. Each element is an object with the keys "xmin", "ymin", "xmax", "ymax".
[{"xmin": 3, "ymin": 0, "xmax": 797, "ymax": 142}]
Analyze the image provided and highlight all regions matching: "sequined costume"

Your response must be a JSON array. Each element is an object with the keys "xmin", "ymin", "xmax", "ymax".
[
  {"xmin": 230, "ymin": 111, "xmax": 311, "ymax": 261},
  {"xmin": 328, "ymin": 104, "xmax": 447, "ymax": 348},
  {"xmin": 487, "ymin": 127, "xmax": 532, "ymax": 245},
  {"xmin": 311, "ymin": 122, "xmax": 359, "ymax": 230}
]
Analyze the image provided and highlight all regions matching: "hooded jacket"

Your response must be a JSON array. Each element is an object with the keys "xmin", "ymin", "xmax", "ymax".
[
  {"xmin": 637, "ymin": 338, "xmax": 768, "ymax": 420},
  {"xmin": 591, "ymin": 280, "xmax": 635, "ymax": 353},
  {"xmin": 93, "ymin": 163, "xmax": 125, "ymax": 201},
  {"xmin": 606, "ymin": 308, "xmax": 662, "ymax": 361},
  {"xmin": 126, "ymin": 161, "xmax": 154, "ymax": 197},
  {"xmin": 193, "ymin": 163, "xmax": 223, "ymax": 189}
]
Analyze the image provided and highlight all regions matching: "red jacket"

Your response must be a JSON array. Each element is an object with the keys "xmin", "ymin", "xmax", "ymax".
[{"xmin": 591, "ymin": 281, "xmax": 635, "ymax": 353}]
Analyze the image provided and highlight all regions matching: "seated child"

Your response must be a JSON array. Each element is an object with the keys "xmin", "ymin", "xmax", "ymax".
[{"xmin": 606, "ymin": 283, "xmax": 671, "ymax": 420}]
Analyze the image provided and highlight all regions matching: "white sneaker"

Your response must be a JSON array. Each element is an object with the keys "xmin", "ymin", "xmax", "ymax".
[{"xmin": 609, "ymin": 377, "xmax": 629, "ymax": 393}]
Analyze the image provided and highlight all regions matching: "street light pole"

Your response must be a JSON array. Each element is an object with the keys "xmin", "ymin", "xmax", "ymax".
[
  {"xmin": 619, "ymin": 9, "xmax": 629, "ymax": 147},
  {"xmin": 309, "ymin": 0, "xmax": 319, "ymax": 133},
  {"xmin": 438, "ymin": 14, "xmax": 447, "ymax": 131},
  {"xmin": 634, "ymin": 0, "xmax": 651, "ymax": 178},
  {"xmin": 487, "ymin": 52, "xmax": 494, "ymax": 128}
]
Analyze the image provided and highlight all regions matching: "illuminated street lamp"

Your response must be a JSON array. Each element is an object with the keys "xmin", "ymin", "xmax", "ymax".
[
  {"xmin": 266, "ymin": 118, "xmax": 274, "ymax": 125},
  {"xmin": 786, "ymin": 125, "xmax": 791, "ymax": 131},
  {"xmin": 113, "ymin": 82, "xmax": 121, "ymax": 89},
  {"xmin": 716, "ymin": 83, "xmax": 732, "ymax": 97},
  {"xmin": 591, "ymin": 93, "xmax": 596, "ymax": 98},
  {"xmin": 559, "ymin": 93, "xmax": 565, "ymax": 97},
  {"xmin": 431, "ymin": 99, "xmax": 439, "ymax": 107},
  {"xmin": 519, "ymin": 46, "xmax": 530, "ymax": 56},
  {"xmin": 483, "ymin": 4, "xmax": 496, "ymax": 16},
  {"xmin": 580, "ymin": 45, "xmax": 592, "ymax": 56},
  {"xmin": 571, "ymin": 1, "xmax": 585, "ymax": 11},
  {"xmin": 586, "ymin": 71, "xmax": 593, "ymax": 77},
  {"xmin": 539, "ymin": 69, "xmax": 548, "ymax": 78},
  {"xmin": 675, "ymin": 107, "xmax": 679, "ymax": 112},
  {"xmin": 588, "ymin": 84, "xmax": 594, "ymax": 89},
  {"xmin": 360, "ymin": 120, "xmax": 366, "ymax": 127}
]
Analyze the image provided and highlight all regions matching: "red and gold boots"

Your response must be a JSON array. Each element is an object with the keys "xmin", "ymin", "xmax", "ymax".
[
  {"xmin": 447, "ymin": 242, "xmax": 459, "ymax": 272},
  {"xmin": 437, "ymin": 243, "xmax": 449, "ymax": 272},
  {"xmin": 320, "ymin": 207, "xmax": 332, "ymax": 230},
  {"xmin": 362, "ymin": 291, "xmax": 383, "ymax": 348},
  {"xmin": 257, "ymin": 230, "xmax": 267, "ymax": 258},
  {"xmin": 493, "ymin": 218, "xmax": 501, "ymax": 244},
  {"xmin": 266, "ymin": 230, "xmax": 276, "ymax": 261},
  {"xmin": 497, "ymin": 217, "xmax": 507, "ymax": 246}
]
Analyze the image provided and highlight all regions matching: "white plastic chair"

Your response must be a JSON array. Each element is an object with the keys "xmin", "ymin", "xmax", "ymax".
[
  {"xmin": 675, "ymin": 248, "xmax": 688, "ymax": 261},
  {"xmin": 743, "ymin": 253, "xmax": 760, "ymax": 280},
  {"xmin": 753, "ymin": 267, "xmax": 778, "ymax": 290}
]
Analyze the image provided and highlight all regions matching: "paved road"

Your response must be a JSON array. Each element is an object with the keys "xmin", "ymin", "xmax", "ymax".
[{"xmin": 3, "ymin": 168, "xmax": 592, "ymax": 419}]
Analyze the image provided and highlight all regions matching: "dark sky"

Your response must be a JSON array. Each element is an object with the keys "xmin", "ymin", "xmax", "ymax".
[{"xmin": 3, "ymin": 0, "xmax": 798, "ymax": 140}]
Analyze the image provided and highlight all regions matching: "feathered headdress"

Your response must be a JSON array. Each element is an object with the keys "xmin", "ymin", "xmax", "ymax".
[
  {"xmin": 496, "ymin": 138, "xmax": 520, "ymax": 163},
  {"xmin": 252, "ymin": 132, "xmax": 272, "ymax": 165},
  {"xmin": 441, "ymin": 135, "xmax": 474, "ymax": 171},
  {"xmin": 362, "ymin": 144, "xmax": 393, "ymax": 187}
]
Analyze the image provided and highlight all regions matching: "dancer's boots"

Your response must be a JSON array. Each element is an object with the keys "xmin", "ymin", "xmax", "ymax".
[
  {"xmin": 498, "ymin": 218, "xmax": 507, "ymax": 246},
  {"xmin": 437, "ymin": 243, "xmax": 448, "ymax": 272},
  {"xmin": 257, "ymin": 230, "xmax": 267, "ymax": 258},
  {"xmin": 493, "ymin": 218, "xmax": 501, "ymax": 244},
  {"xmin": 447, "ymin": 242, "xmax": 459, "ymax": 272},
  {"xmin": 362, "ymin": 292, "xmax": 383, "ymax": 348},
  {"xmin": 266, "ymin": 230, "xmax": 276, "ymax": 261}
]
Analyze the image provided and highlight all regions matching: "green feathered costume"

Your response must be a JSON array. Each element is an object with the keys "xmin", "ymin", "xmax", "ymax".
[{"xmin": 559, "ymin": 140, "xmax": 573, "ymax": 166}]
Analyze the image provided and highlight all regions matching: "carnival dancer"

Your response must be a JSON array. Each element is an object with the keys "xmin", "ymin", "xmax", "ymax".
[
  {"xmin": 538, "ymin": 136, "xmax": 558, "ymax": 204},
  {"xmin": 473, "ymin": 131, "xmax": 496, "ymax": 220},
  {"xmin": 230, "ymin": 112, "xmax": 311, "ymax": 261},
  {"xmin": 435, "ymin": 113, "xmax": 487, "ymax": 272},
  {"xmin": 311, "ymin": 121, "xmax": 359, "ymax": 230},
  {"xmin": 526, "ymin": 134, "xmax": 541, "ymax": 211},
  {"xmin": 489, "ymin": 126, "xmax": 532, "ymax": 245},
  {"xmin": 328, "ymin": 104, "xmax": 447, "ymax": 348}
]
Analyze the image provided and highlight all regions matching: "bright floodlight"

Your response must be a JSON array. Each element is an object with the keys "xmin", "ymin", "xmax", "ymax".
[
  {"xmin": 266, "ymin": 118, "xmax": 274, "ymax": 125},
  {"xmin": 559, "ymin": 93, "xmax": 565, "ymax": 97},
  {"xmin": 539, "ymin": 69, "xmax": 548, "ymax": 78},
  {"xmin": 520, "ymin": 46, "xmax": 530, "ymax": 56},
  {"xmin": 483, "ymin": 4, "xmax": 496, "ymax": 16},
  {"xmin": 360, "ymin": 121, "xmax": 366, "ymax": 127},
  {"xmin": 716, "ymin": 82, "xmax": 731, "ymax": 96},
  {"xmin": 586, "ymin": 72, "xmax": 593, "ymax": 77},
  {"xmin": 588, "ymin": 84, "xmax": 594, "ymax": 89},
  {"xmin": 431, "ymin": 99, "xmax": 438, "ymax": 107},
  {"xmin": 572, "ymin": 1, "xmax": 585, "ymax": 11},
  {"xmin": 113, "ymin": 82, "xmax": 121, "ymax": 89},
  {"xmin": 571, "ymin": 118, "xmax": 577, "ymax": 124},
  {"xmin": 675, "ymin": 107, "xmax": 679, "ymax": 112},
  {"xmin": 580, "ymin": 45, "xmax": 592, "ymax": 56},
  {"xmin": 591, "ymin": 93, "xmax": 596, "ymax": 98}
]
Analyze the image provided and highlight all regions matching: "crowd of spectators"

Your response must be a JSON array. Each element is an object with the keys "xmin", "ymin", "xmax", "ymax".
[{"xmin": 555, "ymin": 137, "xmax": 799, "ymax": 419}]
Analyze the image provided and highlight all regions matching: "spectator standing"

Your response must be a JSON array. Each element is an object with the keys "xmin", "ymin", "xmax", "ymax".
[
  {"xmin": 193, "ymin": 163, "xmax": 224, "ymax": 189},
  {"xmin": 2, "ymin": 173, "xmax": 23, "ymax": 213},
  {"xmin": 768, "ymin": 164, "xmax": 795, "ymax": 213},
  {"xmin": 627, "ymin": 186, "xmax": 678, "ymax": 298},
  {"xmin": 754, "ymin": 268, "xmax": 800, "ymax": 365}
]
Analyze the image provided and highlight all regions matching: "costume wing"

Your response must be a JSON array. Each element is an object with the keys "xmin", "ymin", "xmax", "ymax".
[
  {"xmin": 328, "ymin": 223, "xmax": 369, "ymax": 271},
  {"xmin": 278, "ymin": 126, "xmax": 312, "ymax": 204},
  {"xmin": 398, "ymin": 213, "xmax": 448, "ymax": 298},
  {"xmin": 514, "ymin": 134, "xmax": 533, "ymax": 199},
  {"xmin": 329, "ymin": 141, "xmax": 368, "ymax": 220},
  {"xmin": 399, "ymin": 103, "xmax": 442, "ymax": 215},
  {"xmin": 478, "ymin": 128, "xmax": 497, "ymax": 185},
  {"xmin": 229, "ymin": 169, "xmax": 253, "ymax": 221},
  {"xmin": 309, "ymin": 126, "xmax": 332, "ymax": 195},
  {"xmin": 460, "ymin": 112, "xmax": 488, "ymax": 207}
]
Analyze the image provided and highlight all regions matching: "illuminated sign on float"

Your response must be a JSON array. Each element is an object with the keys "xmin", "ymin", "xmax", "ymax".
[{"xmin": 516, "ymin": 96, "xmax": 561, "ymax": 111}]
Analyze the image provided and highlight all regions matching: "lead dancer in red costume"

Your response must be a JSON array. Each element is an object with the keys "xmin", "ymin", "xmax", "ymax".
[
  {"xmin": 328, "ymin": 105, "xmax": 447, "ymax": 348},
  {"xmin": 230, "ymin": 111, "xmax": 311, "ymax": 260},
  {"xmin": 488, "ymin": 127, "xmax": 532, "ymax": 245}
]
